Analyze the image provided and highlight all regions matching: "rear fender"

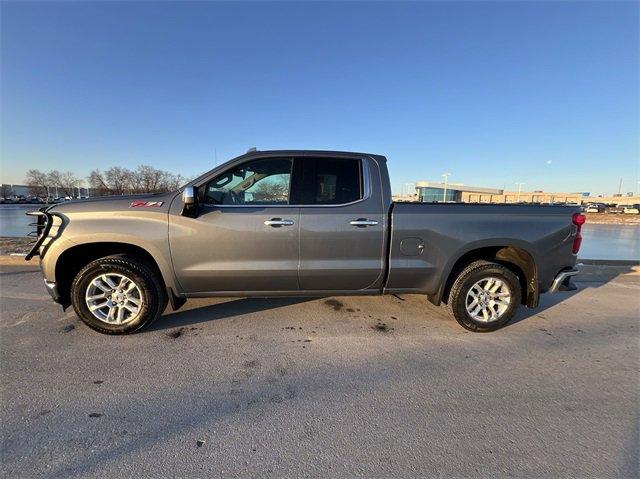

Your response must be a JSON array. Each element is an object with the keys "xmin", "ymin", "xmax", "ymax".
[{"xmin": 434, "ymin": 239, "xmax": 539, "ymax": 308}]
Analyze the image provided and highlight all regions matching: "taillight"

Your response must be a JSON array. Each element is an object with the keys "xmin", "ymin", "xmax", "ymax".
[{"xmin": 572, "ymin": 213, "xmax": 586, "ymax": 254}]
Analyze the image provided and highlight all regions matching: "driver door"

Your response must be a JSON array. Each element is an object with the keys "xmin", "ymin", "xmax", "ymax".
[{"xmin": 169, "ymin": 157, "xmax": 300, "ymax": 293}]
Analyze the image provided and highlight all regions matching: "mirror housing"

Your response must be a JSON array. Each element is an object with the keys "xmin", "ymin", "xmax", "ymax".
[{"xmin": 181, "ymin": 186, "xmax": 198, "ymax": 218}]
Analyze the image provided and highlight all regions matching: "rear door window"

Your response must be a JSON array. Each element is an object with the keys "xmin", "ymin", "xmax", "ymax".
[{"xmin": 292, "ymin": 158, "xmax": 363, "ymax": 205}]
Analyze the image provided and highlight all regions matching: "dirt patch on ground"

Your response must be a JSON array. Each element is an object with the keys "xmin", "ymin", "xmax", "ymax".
[
  {"xmin": 165, "ymin": 326, "xmax": 200, "ymax": 339},
  {"xmin": 166, "ymin": 328, "xmax": 185, "ymax": 339},
  {"xmin": 324, "ymin": 299, "xmax": 344, "ymax": 311},
  {"xmin": 372, "ymin": 321, "xmax": 393, "ymax": 333},
  {"xmin": 0, "ymin": 237, "xmax": 31, "ymax": 255}
]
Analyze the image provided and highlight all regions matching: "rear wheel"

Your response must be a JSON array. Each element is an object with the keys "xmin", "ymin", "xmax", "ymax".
[
  {"xmin": 446, "ymin": 260, "xmax": 521, "ymax": 332},
  {"xmin": 71, "ymin": 254, "xmax": 167, "ymax": 334}
]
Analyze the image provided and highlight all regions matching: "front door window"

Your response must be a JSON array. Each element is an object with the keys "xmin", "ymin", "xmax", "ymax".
[{"xmin": 204, "ymin": 158, "xmax": 292, "ymax": 206}]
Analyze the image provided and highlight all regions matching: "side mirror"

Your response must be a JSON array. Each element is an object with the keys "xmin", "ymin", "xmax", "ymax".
[{"xmin": 181, "ymin": 186, "xmax": 198, "ymax": 218}]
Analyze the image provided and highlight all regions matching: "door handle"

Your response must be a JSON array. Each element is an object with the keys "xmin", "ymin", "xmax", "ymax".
[
  {"xmin": 350, "ymin": 219, "xmax": 379, "ymax": 227},
  {"xmin": 264, "ymin": 218, "xmax": 295, "ymax": 227}
]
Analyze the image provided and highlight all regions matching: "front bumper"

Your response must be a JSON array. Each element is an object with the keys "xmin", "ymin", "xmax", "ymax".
[
  {"xmin": 548, "ymin": 268, "xmax": 580, "ymax": 293},
  {"xmin": 43, "ymin": 280, "xmax": 61, "ymax": 303}
]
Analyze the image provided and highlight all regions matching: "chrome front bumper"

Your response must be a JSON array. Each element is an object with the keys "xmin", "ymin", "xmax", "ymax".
[{"xmin": 548, "ymin": 268, "xmax": 580, "ymax": 294}]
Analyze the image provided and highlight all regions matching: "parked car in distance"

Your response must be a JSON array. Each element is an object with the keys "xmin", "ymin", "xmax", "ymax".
[
  {"xmin": 606, "ymin": 205, "xmax": 625, "ymax": 214},
  {"xmin": 585, "ymin": 203, "xmax": 605, "ymax": 213},
  {"xmin": 623, "ymin": 204, "xmax": 640, "ymax": 215},
  {"xmin": 26, "ymin": 149, "xmax": 584, "ymax": 335}
]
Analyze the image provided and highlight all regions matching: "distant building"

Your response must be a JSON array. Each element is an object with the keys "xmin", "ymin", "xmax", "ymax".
[
  {"xmin": 414, "ymin": 181, "xmax": 585, "ymax": 204},
  {"xmin": 415, "ymin": 181, "xmax": 503, "ymax": 203}
]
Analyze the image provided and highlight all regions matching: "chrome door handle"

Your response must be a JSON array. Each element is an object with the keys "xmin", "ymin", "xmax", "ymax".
[
  {"xmin": 350, "ymin": 219, "xmax": 379, "ymax": 227},
  {"xmin": 264, "ymin": 218, "xmax": 295, "ymax": 227}
]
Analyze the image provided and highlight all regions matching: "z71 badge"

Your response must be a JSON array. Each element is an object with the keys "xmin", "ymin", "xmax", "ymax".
[{"xmin": 130, "ymin": 201, "xmax": 164, "ymax": 208}]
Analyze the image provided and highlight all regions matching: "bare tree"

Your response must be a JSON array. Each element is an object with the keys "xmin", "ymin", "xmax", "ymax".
[
  {"xmin": 85, "ymin": 165, "xmax": 188, "ymax": 196},
  {"xmin": 61, "ymin": 171, "xmax": 79, "ymax": 196},
  {"xmin": 105, "ymin": 167, "xmax": 131, "ymax": 195},
  {"xmin": 251, "ymin": 176, "xmax": 289, "ymax": 203},
  {"xmin": 48, "ymin": 170, "xmax": 78, "ymax": 197},
  {"xmin": 1, "ymin": 184, "xmax": 15, "ymax": 198},
  {"xmin": 88, "ymin": 169, "xmax": 111, "ymax": 196},
  {"xmin": 136, "ymin": 165, "xmax": 165, "ymax": 193},
  {"xmin": 25, "ymin": 169, "xmax": 49, "ymax": 197},
  {"xmin": 22, "ymin": 166, "xmax": 186, "ymax": 199},
  {"xmin": 161, "ymin": 172, "xmax": 185, "ymax": 191}
]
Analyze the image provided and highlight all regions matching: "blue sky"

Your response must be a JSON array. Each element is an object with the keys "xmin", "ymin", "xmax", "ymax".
[{"xmin": 1, "ymin": 1, "xmax": 638, "ymax": 195}]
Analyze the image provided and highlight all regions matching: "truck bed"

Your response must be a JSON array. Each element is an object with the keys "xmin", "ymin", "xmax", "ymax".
[{"xmin": 386, "ymin": 202, "xmax": 581, "ymax": 302}]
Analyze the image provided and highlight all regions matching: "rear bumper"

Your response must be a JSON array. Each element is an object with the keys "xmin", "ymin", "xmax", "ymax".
[{"xmin": 548, "ymin": 268, "xmax": 580, "ymax": 293}]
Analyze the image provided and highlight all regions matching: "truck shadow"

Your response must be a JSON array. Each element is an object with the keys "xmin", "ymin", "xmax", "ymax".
[
  {"xmin": 508, "ymin": 262, "xmax": 638, "ymax": 327},
  {"xmin": 150, "ymin": 297, "xmax": 315, "ymax": 331},
  {"xmin": 150, "ymin": 263, "xmax": 637, "ymax": 332},
  {"xmin": 508, "ymin": 288, "xmax": 580, "ymax": 326}
]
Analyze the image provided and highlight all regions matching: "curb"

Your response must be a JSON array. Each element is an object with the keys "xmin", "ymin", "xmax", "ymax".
[
  {"xmin": 578, "ymin": 259, "xmax": 640, "ymax": 266},
  {"xmin": 0, "ymin": 256, "xmax": 37, "ymax": 266}
]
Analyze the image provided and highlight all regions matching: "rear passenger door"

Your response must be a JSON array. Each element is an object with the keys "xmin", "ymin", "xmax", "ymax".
[{"xmin": 293, "ymin": 156, "xmax": 385, "ymax": 291}]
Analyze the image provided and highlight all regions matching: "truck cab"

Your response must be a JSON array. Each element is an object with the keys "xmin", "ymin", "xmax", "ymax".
[{"xmin": 169, "ymin": 151, "xmax": 390, "ymax": 295}]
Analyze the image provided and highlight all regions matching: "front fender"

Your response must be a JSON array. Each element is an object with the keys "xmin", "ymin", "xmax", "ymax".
[{"xmin": 41, "ymin": 210, "xmax": 178, "ymax": 293}]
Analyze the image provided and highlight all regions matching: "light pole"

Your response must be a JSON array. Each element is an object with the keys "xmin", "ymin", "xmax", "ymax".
[
  {"xmin": 515, "ymin": 182, "xmax": 525, "ymax": 202},
  {"xmin": 404, "ymin": 183, "xmax": 416, "ymax": 197},
  {"xmin": 441, "ymin": 173, "xmax": 451, "ymax": 203}
]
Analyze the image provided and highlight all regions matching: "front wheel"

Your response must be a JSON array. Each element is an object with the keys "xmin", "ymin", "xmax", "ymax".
[
  {"xmin": 71, "ymin": 254, "xmax": 167, "ymax": 335},
  {"xmin": 446, "ymin": 260, "xmax": 522, "ymax": 332}
]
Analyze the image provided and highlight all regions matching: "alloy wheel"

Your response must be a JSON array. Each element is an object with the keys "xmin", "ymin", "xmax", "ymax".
[
  {"xmin": 85, "ymin": 273, "xmax": 143, "ymax": 325},
  {"xmin": 465, "ymin": 277, "xmax": 512, "ymax": 322}
]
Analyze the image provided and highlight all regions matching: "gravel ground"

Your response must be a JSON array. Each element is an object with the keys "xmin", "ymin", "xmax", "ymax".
[
  {"xmin": 1, "ymin": 264, "xmax": 638, "ymax": 478},
  {"xmin": 0, "ymin": 237, "xmax": 31, "ymax": 255}
]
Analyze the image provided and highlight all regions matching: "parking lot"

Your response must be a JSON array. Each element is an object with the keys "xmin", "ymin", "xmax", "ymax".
[{"xmin": 1, "ymin": 263, "xmax": 638, "ymax": 478}]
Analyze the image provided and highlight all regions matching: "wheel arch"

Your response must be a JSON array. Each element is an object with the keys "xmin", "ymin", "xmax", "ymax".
[
  {"xmin": 53, "ymin": 242, "xmax": 171, "ymax": 309},
  {"xmin": 436, "ymin": 242, "xmax": 539, "ymax": 308}
]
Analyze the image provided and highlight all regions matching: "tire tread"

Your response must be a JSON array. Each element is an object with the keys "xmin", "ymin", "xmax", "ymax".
[
  {"xmin": 70, "ymin": 254, "xmax": 167, "ymax": 335},
  {"xmin": 446, "ymin": 260, "xmax": 521, "ymax": 332}
]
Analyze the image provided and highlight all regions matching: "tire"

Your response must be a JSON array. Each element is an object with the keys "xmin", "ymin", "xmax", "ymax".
[
  {"xmin": 446, "ymin": 260, "xmax": 522, "ymax": 332},
  {"xmin": 71, "ymin": 254, "xmax": 167, "ymax": 335}
]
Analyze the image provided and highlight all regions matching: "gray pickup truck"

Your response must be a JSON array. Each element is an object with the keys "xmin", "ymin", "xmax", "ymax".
[{"xmin": 27, "ymin": 150, "xmax": 584, "ymax": 335}]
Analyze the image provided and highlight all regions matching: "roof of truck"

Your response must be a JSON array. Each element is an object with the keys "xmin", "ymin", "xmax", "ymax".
[
  {"xmin": 236, "ymin": 149, "xmax": 386, "ymax": 160},
  {"xmin": 188, "ymin": 149, "xmax": 387, "ymax": 187}
]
